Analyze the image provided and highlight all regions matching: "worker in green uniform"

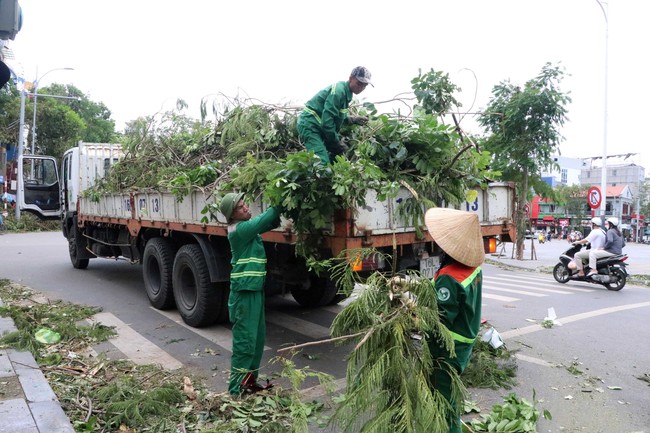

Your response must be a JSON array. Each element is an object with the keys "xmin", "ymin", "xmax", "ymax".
[
  {"xmin": 424, "ymin": 207, "xmax": 484, "ymax": 433},
  {"xmin": 219, "ymin": 192, "xmax": 283, "ymax": 395},
  {"xmin": 297, "ymin": 66, "xmax": 372, "ymax": 164}
]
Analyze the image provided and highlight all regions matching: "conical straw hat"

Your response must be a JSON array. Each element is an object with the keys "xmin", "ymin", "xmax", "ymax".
[{"xmin": 424, "ymin": 207, "xmax": 484, "ymax": 268}]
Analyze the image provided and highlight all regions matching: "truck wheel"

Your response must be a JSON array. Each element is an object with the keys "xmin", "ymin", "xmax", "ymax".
[
  {"xmin": 172, "ymin": 244, "xmax": 222, "ymax": 327},
  {"xmin": 143, "ymin": 238, "xmax": 176, "ymax": 310},
  {"xmin": 291, "ymin": 276, "xmax": 338, "ymax": 307},
  {"xmin": 212, "ymin": 282, "xmax": 230, "ymax": 324},
  {"xmin": 328, "ymin": 292, "xmax": 351, "ymax": 305},
  {"xmin": 68, "ymin": 216, "xmax": 89, "ymax": 270}
]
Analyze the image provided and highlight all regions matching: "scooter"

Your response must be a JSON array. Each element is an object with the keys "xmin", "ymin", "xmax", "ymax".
[{"xmin": 553, "ymin": 244, "xmax": 629, "ymax": 291}]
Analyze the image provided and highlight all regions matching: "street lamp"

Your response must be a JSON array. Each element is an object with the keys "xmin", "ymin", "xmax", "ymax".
[
  {"xmin": 596, "ymin": 0, "xmax": 608, "ymax": 221},
  {"xmin": 30, "ymin": 67, "xmax": 74, "ymax": 155}
]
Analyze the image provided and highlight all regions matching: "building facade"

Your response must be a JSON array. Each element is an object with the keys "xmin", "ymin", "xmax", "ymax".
[
  {"xmin": 532, "ymin": 155, "xmax": 647, "ymax": 240},
  {"xmin": 579, "ymin": 162, "xmax": 646, "ymax": 240}
]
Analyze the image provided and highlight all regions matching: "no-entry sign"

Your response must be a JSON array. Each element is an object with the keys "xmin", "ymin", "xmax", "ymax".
[{"xmin": 587, "ymin": 186, "xmax": 602, "ymax": 210}]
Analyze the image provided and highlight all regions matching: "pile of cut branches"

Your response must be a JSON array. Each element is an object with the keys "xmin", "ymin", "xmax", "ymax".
[
  {"xmin": 91, "ymin": 72, "xmax": 499, "ymax": 262},
  {"xmin": 325, "ymin": 253, "xmax": 463, "ymax": 433},
  {"xmin": 0, "ymin": 279, "xmax": 332, "ymax": 433}
]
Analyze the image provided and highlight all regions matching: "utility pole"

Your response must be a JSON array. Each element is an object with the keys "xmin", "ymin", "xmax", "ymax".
[
  {"xmin": 596, "ymin": 0, "xmax": 609, "ymax": 223},
  {"xmin": 14, "ymin": 84, "xmax": 25, "ymax": 219}
]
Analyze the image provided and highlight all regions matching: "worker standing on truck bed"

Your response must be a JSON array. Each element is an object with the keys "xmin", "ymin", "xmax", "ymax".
[
  {"xmin": 297, "ymin": 66, "xmax": 372, "ymax": 164},
  {"xmin": 424, "ymin": 207, "xmax": 484, "ymax": 433},
  {"xmin": 219, "ymin": 192, "xmax": 283, "ymax": 395}
]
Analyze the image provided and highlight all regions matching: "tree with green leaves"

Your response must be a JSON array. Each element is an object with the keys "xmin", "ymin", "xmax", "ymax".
[
  {"xmin": 47, "ymin": 83, "xmax": 117, "ymax": 144},
  {"xmin": 478, "ymin": 63, "xmax": 571, "ymax": 259},
  {"xmin": 555, "ymin": 184, "xmax": 590, "ymax": 231},
  {"xmin": 0, "ymin": 83, "xmax": 21, "ymax": 145},
  {"xmin": 0, "ymin": 80, "xmax": 118, "ymax": 160},
  {"xmin": 35, "ymin": 83, "xmax": 118, "ymax": 156}
]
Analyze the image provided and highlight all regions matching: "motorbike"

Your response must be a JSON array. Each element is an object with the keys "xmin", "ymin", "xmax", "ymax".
[{"xmin": 553, "ymin": 244, "xmax": 629, "ymax": 291}]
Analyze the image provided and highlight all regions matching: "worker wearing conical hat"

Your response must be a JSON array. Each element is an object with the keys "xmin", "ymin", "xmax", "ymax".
[{"xmin": 424, "ymin": 207, "xmax": 484, "ymax": 433}]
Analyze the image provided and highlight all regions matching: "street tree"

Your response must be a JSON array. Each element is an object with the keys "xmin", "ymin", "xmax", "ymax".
[
  {"xmin": 41, "ymin": 83, "xmax": 118, "ymax": 150},
  {"xmin": 555, "ymin": 184, "xmax": 590, "ymax": 231},
  {"xmin": 0, "ymin": 81, "xmax": 118, "ymax": 160},
  {"xmin": 0, "ymin": 83, "xmax": 20, "ymax": 145},
  {"xmin": 478, "ymin": 63, "xmax": 571, "ymax": 260},
  {"xmin": 36, "ymin": 99, "xmax": 84, "ymax": 157}
]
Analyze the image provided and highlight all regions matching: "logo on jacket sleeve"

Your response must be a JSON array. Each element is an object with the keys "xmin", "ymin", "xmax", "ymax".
[{"xmin": 437, "ymin": 287, "xmax": 451, "ymax": 302}]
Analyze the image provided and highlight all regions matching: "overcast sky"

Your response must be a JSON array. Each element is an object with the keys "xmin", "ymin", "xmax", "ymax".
[{"xmin": 8, "ymin": 0, "xmax": 649, "ymax": 171}]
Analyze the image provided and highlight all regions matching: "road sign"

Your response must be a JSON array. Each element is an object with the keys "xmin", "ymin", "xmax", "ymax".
[
  {"xmin": 524, "ymin": 203, "xmax": 530, "ymax": 218},
  {"xmin": 587, "ymin": 186, "xmax": 602, "ymax": 210}
]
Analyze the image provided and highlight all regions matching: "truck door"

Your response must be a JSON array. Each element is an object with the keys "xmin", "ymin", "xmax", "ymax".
[{"xmin": 17, "ymin": 155, "xmax": 60, "ymax": 220}]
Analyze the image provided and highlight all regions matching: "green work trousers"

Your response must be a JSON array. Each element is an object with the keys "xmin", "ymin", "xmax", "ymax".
[
  {"xmin": 432, "ymin": 362, "xmax": 462, "ymax": 433},
  {"xmin": 228, "ymin": 290, "xmax": 265, "ymax": 395},
  {"xmin": 297, "ymin": 114, "xmax": 331, "ymax": 164},
  {"xmin": 430, "ymin": 343, "xmax": 473, "ymax": 433}
]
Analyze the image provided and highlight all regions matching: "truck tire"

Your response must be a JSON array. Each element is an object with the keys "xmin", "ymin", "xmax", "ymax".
[
  {"xmin": 212, "ymin": 282, "xmax": 230, "ymax": 324},
  {"xmin": 143, "ymin": 238, "xmax": 176, "ymax": 310},
  {"xmin": 328, "ymin": 292, "xmax": 351, "ymax": 305},
  {"xmin": 172, "ymin": 244, "xmax": 224, "ymax": 327},
  {"xmin": 290, "ymin": 276, "xmax": 338, "ymax": 307},
  {"xmin": 68, "ymin": 216, "xmax": 89, "ymax": 270}
]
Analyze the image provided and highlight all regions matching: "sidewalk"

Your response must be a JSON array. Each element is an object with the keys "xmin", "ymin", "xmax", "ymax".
[{"xmin": 0, "ymin": 301, "xmax": 74, "ymax": 433}]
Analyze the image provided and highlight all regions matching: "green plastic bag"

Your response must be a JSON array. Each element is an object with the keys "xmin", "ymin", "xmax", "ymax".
[{"xmin": 35, "ymin": 328, "xmax": 61, "ymax": 344}]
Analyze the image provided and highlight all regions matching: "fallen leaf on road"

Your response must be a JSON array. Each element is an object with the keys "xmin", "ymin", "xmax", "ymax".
[{"xmin": 183, "ymin": 376, "xmax": 197, "ymax": 400}]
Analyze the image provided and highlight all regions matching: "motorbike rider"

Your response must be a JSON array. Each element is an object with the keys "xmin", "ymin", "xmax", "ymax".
[
  {"xmin": 572, "ymin": 217, "xmax": 606, "ymax": 277},
  {"xmin": 588, "ymin": 217, "xmax": 625, "ymax": 269}
]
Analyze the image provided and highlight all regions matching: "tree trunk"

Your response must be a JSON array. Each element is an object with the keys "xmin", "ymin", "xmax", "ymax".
[{"xmin": 515, "ymin": 169, "xmax": 530, "ymax": 260}]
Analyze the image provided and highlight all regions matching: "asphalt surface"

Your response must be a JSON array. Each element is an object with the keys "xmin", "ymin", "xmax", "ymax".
[{"xmin": 1, "ymin": 237, "xmax": 649, "ymax": 432}]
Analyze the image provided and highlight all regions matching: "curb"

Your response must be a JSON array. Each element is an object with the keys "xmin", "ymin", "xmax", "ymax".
[{"xmin": 0, "ymin": 302, "xmax": 75, "ymax": 433}]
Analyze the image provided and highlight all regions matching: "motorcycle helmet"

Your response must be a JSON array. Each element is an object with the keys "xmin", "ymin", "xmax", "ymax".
[
  {"xmin": 606, "ymin": 217, "xmax": 619, "ymax": 226},
  {"xmin": 590, "ymin": 217, "xmax": 602, "ymax": 226}
]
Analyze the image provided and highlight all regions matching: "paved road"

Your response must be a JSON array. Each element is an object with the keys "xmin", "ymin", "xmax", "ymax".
[{"xmin": 2, "ymin": 232, "xmax": 650, "ymax": 432}]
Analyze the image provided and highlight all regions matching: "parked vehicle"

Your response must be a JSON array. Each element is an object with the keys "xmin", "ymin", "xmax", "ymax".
[
  {"xmin": 553, "ymin": 243, "xmax": 629, "ymax": 291},
  {"xmin": 18, "ymin": 142, "xmax": 517, "ymax": 327}
]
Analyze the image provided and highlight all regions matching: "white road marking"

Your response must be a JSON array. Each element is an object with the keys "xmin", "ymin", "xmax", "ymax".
[
  {"xmin": 495, "ymin": 274, "xmax": 595, "ymax": 292},
  {"xmin": 483, "ymin": 286, "xmax": 547, "ymax": 297},
  {"xmin": 152, "ymin": 309, "xmax": 244, "ymax": 353},
  {"xmin": 499, "ymin": 301, "xmax": 650, "ymax": 340},
  {"xmin": 482, "ymin": 293, "xmax": 520, "ymax": 302},
  {"xmin": 266, "ymin": 311, "xmax": 332, "ymax": 339},
  {"xmin": 91, "ymin": 312, "xmax": 183, "ymax": 370},
  {"xmin": 487, "ymin": 280, "xmax": 572, "ymax": 295},
  {"xmin": 322, "ymin": 305, "xmax": 344, "ymax": 314},
  {"xmin": 515, "ymin": 353, "xmax": 554, "ymax": 367},
  {"xmin": 153, "ymin": 309, "xmax": 332, "ymax": 352},
  {"xmin": 300, "ymin": 377, "xmax": 347, "ymax": 400}
]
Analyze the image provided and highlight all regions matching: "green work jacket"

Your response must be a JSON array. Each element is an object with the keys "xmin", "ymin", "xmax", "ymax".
[
  {"xmin": 227, "ymin": 207, "xmax": 281, "ymax": 292},
  {"xmin": 303, "ymin": 81, "xmax": 353, "ymax": 148},
  {"xmin": 431, "ymin": 263, "xmax": 483, "ymax": 368}
]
